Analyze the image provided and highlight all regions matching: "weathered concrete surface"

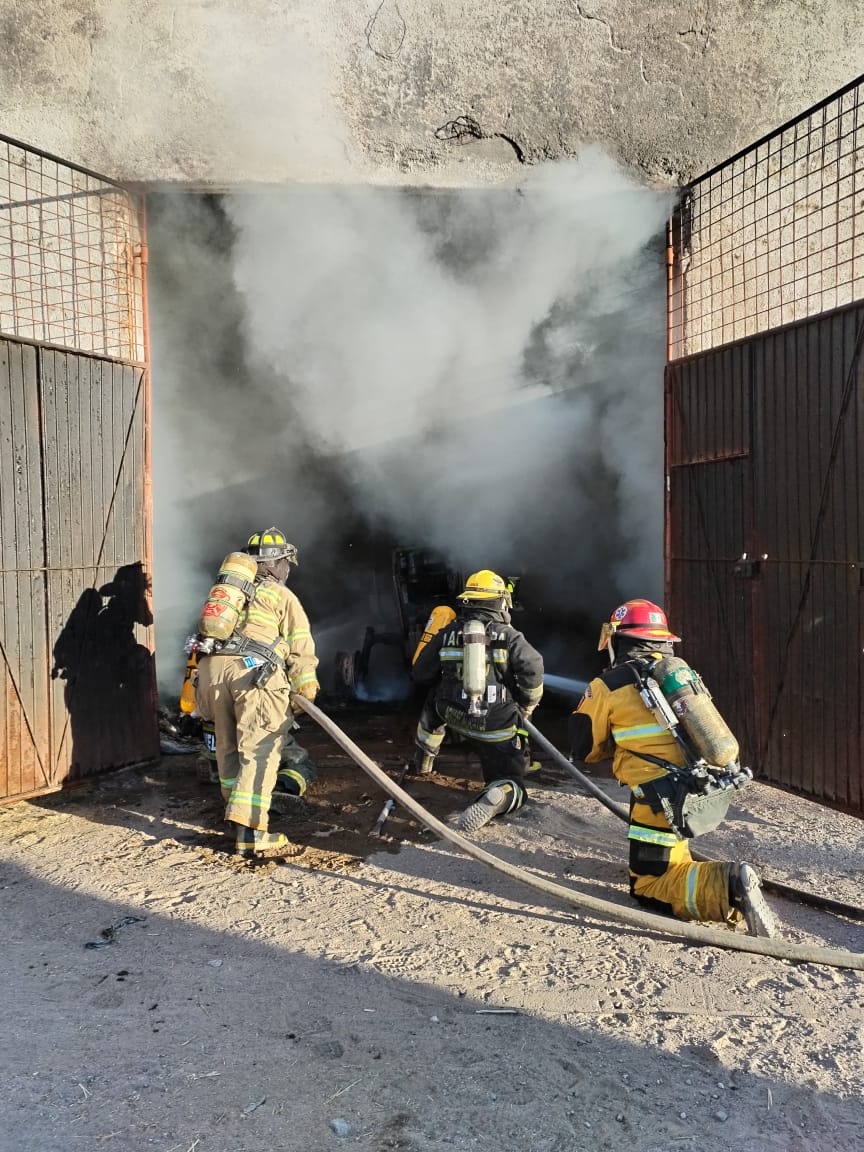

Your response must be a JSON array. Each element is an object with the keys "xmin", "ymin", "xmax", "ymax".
[{"xmin": 1, "ymin": 0, "xmax": 861, "ymax": 185}]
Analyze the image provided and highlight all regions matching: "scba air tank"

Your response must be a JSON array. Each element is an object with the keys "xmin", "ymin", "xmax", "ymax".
[
  {"xmin": 461, "ymin": 619, "xmax": 489, "ymax": 714},
  {"xmin": 652, "ymin": 655, "xmax": 739, "ymax": 769},
  {"xmin": 197, "ymin": 552, "xmax": 258, "ymax": 642}
]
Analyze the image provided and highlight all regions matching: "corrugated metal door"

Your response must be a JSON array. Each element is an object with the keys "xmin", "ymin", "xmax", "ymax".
[
  {"xmin": 666, "ymin": 342, "xmax": 758, "ymax": 758},
  {"xmin": 751, "ymin": 307, "xmax": 863, "ymax": 810},
  {"xmin": 0, "ymin": 337, "xmax": 158, "ymax": 801},
  {"xmin": 667, "ymin": 304, "xmax": 863, "ymax": 812}
]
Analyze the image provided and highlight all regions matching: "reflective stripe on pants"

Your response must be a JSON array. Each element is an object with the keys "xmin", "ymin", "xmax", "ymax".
[{"xmin": 628, "ymin": 799, "xmax": 733, "ymax": 923}]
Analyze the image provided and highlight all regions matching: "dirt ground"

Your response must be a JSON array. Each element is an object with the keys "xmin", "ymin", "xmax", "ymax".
[{"xmin": 1, "ymin": 702, "xmax": 862, "ymax": 1152}]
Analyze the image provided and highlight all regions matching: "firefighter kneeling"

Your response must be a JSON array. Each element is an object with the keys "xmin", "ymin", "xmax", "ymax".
[
  {"xmin": 411, "ymin": 570, "xmax": 544, "ymax": 832},
  {"xmin": 571, "ymin": 599, "xmax": 775, "ymax": 938}
]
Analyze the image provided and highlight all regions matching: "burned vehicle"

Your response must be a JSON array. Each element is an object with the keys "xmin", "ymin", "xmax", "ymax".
[{"xmin": 334, "ymin": 549, "xmax": 464, "ymax": 699}]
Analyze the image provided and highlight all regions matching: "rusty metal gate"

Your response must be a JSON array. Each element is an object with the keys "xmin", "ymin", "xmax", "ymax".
[
  {"xmin": 0, "ymin": 134, "xmax": 157, "ymax": 803},
  {"xmin": 667, "ymin": 77, "xmax": 864, "ymax": 813}
]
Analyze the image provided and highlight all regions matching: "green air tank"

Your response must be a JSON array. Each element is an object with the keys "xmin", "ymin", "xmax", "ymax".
[{"xmin": 651, "ymin": 655, "xmax": 740, "ymax": 769}]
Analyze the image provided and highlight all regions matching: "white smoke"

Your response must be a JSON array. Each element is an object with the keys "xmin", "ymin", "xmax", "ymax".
[
  {"xmin": 225, "ymin": 152, "xmax": 670, "ymax": 592},
  {"xmin": 228, "ymin": 155, "xmax": 665, "ymax": 449},
  {"xmin": 150, "ymin": 159, "xmax": 670, "ymax": 690}
]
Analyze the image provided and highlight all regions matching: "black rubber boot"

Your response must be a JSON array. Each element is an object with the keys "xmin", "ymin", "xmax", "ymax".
[
  {"xmin": 729, "ymin": 862, "xmax": 776, "ymax": 938},
  {"xmin": 195, "ymin": 755, "xmax": 220, "ymax": 785},
  {"xmin": 269, "ymin": 768, "xmax": 309, "ymax": 816},
  {"xmin": 458, "ymin": 779, "xmax": 524, "ymax": 833}
]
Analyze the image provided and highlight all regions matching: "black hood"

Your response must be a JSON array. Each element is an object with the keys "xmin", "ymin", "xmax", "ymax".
[
  {"xmin": 257, "ymin": 557, "xmax": 290, "ymax": 584},
  {"xmin": 614, "ymin": 636, "xmax": 675, "ymax": 663},
  {"xmin": 457, "ymin": 602, "xmax": 510, "ymax": 627}
]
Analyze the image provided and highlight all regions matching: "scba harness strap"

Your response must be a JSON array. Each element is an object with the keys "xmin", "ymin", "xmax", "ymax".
[
  {"xmin": 215, "ymin": 569, "xmax": 258, "ymax": 601},
  {"xmin": 438, "ymin": 620, "xmax": 511, "ymax": 720},
  {"xmin": 216, "ymin": 634, "xmax": 287, "ymax": 687},
  {"xmin": 629, "ymin": 749, "xmax": 752, "ymax": 840},
  {"xmin": 621, "ymin": 657, "xmax": 751, "ymax": 839}
]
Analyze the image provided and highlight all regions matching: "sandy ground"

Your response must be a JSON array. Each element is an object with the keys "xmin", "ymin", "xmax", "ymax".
[{"xmin": 1, "ymin": 704, "xmax": 863, "ymax": 1152}]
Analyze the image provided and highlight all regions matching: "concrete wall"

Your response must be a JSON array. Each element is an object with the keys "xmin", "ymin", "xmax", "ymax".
[{"xmin": 1, "ymin": 1, "xmax": 862, "ymax": 187}]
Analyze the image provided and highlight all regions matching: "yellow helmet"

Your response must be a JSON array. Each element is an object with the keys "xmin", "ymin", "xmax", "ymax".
[
  {"xmin": 459, "ymin": 570, "xmax": 509, "ymax": 601},
  {"xmin": 246, "ymin": 528, "xmax": 298, "ymax": 565}
]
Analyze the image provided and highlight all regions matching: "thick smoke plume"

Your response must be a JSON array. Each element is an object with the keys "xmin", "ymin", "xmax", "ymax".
[{"xmin": 150, "ymin": 157, "xmax": 670, "ymax": 691}]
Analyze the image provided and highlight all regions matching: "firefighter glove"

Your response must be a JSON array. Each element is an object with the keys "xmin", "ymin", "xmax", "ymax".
[{"xmin": 292, "ymin": 680, "xmax": 319, "ymax": 702}]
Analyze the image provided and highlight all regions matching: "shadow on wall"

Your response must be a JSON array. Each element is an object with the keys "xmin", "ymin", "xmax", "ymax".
[{"xmin": 51, "ymin": 563, "xmax": 159, "ymax": 776}]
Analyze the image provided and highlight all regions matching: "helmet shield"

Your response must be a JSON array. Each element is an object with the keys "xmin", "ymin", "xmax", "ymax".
[{"xmin": 597, "ymin": 621, "xmax": 617, "ymax": 651}]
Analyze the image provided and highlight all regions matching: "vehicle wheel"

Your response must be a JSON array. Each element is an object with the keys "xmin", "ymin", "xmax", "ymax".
[{"xmin": 334, "ymin": 650, "xmax": 357, "ymax": 697}]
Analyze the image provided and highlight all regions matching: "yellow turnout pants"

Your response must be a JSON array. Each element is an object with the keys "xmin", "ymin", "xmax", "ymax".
[
  {"xmin": 195, "ymin": 654, "xmax": 293, "ymax": 831},
  {"xmin": 628, "ymin": 799, "xmax": 735, "ymax": 924}
]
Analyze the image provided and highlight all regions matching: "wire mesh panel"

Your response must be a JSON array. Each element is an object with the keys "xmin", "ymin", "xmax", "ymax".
[
  {"xmin": 670, "ymin": 75, "xmax": 864, "ymax": 358},
  {"xmin": 0, "ymin": 135, "xmax": 145, "ymax": 361}
]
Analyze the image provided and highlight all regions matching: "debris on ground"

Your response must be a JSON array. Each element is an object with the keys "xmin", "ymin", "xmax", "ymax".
[{"xmin": 84, "ymin": 915, "xmax": 147, "ymax": 949}]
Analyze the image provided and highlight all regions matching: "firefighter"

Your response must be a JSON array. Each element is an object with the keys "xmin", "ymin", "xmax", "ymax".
[
  {"xmin": 195, "ymin": 528, "xmax": 320, "ymax": 856},
  {"xmin": 412, "ymin": 591, "xmax": 543, "ymax": 777},
  {"xmin": 570, "ymin": 599, "xmax": 775, "ymax": 937},
  {"xmin": 411, "ymin": 570, "xmax": 544, "ymax": 832}
]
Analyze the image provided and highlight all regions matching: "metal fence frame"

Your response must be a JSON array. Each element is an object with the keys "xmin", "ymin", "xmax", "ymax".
[
  {"xmin": 0, "ymin": 132, "xmax": 156, "ymax": 803},
  {"xmin": 667, "ymin": 77, "xmax": 864, "ymax": 814}
]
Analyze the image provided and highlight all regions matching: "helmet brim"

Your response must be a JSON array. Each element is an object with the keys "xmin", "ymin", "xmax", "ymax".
[{"xmin": 247, "ymin": 547, "xmax": 298, "ymax": 564}]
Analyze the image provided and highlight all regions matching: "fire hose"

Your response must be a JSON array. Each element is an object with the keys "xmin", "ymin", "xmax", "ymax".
[
  {"xmin": 524, "ymin": 720, "xmax": 864, "ymax": 924},
  {"xmin": 293, "ymin": 697, "xmax": 864, "ymax": 972}
]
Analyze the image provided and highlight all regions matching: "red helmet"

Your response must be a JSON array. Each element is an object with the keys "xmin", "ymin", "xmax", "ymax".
[{"xmin": 598, "ymin": 599, "xmax": 680, "ymax": 651}]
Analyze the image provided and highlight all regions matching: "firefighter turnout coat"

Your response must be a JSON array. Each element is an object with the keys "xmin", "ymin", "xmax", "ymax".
[
  {"xmin": 572, "ymin": 659, "xmax": 734, "ymax": 924},
  {"xmin": 412, "ymin": 606, "xmax": 543, "ymax": 781}
]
